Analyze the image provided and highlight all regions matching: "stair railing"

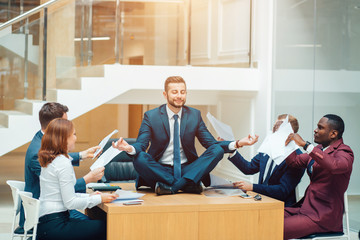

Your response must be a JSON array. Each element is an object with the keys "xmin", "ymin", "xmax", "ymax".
[{"xmin": 0, "ymin": 0, "xmax": 60, "ymax": 101}]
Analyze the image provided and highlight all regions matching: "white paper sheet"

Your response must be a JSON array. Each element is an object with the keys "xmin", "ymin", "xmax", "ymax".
[
  {"xmin": 86, "ymin": 183, "xmax": 108, "ymax": 188},
  {"xmin": 113, "ymin": 199, "xmax": 144, "ymax": 205},
  {"xmin": 90, "ymin": 146, "xmax": 121, "ymax": 170},
  {"xmin": 93, "ymin": 129, "xmax": 119, "ymax": 159},
  {"xmin": 206, "ymin": 112, "xmax": 235, "ymax": 141},
  {"xmin": 114, "ymin": 189, "xmax": 145, "ymax": 200},
  {"xmin": 209, "ymin": 174, "xmax": 234, "ymax": 188},
  {"xmin": 257, "ymin": 117, "xmax": 299, "ymax": 165}
]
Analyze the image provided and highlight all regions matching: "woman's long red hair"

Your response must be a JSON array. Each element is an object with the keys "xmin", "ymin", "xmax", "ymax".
[{"xmin": 38, "ymin": 118, "xmax": 74, "ymax": 167}]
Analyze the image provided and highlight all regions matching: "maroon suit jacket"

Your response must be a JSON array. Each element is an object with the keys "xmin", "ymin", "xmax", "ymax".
[{"xmin": 285, "ymin": 138, "xmax": 354, "ymax": 231}]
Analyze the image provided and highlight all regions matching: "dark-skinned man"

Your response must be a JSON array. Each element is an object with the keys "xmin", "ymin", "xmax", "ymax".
[{"xmin": 283, "ymin": 114, "xmax": 354, "ymax": 240}]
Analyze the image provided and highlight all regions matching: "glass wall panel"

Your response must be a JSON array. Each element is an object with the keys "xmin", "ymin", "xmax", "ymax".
[
  {"xmin": 273, "ymin": 0, "xmax": 360, "ymax": 228},
  {"xmin": 0, "ymin": 13, "xmax": 41, "ymax": 110},
  {"xmin": 74, "ymin": 0, "xmax": 186, "ymax": 66}
]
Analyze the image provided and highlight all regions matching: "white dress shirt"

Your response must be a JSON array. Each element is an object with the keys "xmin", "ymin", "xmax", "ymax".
[
  {"xmin": 158, "ymin": 105, "xmax": 188, "ymax": 165},
  {"xmin": 39, "ymin": 154, "xmax": 101, "ymax": 217},
  {"xmin": 127, "ymin": 105, "xmax": 188, "ymax": 166}
]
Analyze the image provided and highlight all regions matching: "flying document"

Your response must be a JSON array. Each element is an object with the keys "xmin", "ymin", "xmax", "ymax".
[
  {"xmin": 257, "ymin": 116, "xmax": 299, "ymax": 165},
  {"xmin": 206, "ymin": 112, "xmax": 235, "ymax": 141}
]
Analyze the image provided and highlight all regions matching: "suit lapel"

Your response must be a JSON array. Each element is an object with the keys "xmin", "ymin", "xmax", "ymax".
[
  {"xmin": 159, "ymin": 105, "xmax": 170, "ymax": 138},
  {"xmin": 180, "ymin": 107, "xmax": 188, "ymax": 139}
]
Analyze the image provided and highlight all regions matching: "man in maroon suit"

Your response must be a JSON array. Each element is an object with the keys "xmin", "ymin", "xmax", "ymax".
[{"xmin": 283, "ymin": 114, "xmax": 354, "ymax": 240}]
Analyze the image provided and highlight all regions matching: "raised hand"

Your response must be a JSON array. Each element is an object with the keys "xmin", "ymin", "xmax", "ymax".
[
  {"xmin": 112, "ymin": 137, "xmax": 133, "ymax": 153},
  {"xmin": 236, "ymin": 134, "xmax": 259, "ymax": 148}
]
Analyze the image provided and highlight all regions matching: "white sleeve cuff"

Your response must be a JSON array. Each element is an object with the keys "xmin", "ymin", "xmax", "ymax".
[
  {"xmin": 128, "ymin": 146, "xmax": 136, "ymax": 155},
  {"xmin": 229, "ymin": 150, "xmax": 237, "ymax": 158},
  {"xmin": 306, "ymin": 144, "xmax": 315, "ymax": 154},
  {"xmin": 228, "ymin": 141, "xmax": 236, "ymax": 151}
]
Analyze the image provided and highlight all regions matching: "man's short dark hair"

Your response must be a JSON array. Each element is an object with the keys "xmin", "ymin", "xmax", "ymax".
[
  {"xmin": 39, "ymin": 102, "xmax": 69, "ymax": 130},
  {"xmin": 323, "ymin": 114, "xmax": 345, "ymax": 139}
]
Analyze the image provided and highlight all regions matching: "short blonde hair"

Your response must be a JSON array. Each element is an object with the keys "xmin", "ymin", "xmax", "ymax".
[
  {"xmin": 164, "ymin": 76, "xmax": 186, "ymax": 92},
  {"xmin": 277, "ymin": 114, "xmax": 299, "ymax": 133}
]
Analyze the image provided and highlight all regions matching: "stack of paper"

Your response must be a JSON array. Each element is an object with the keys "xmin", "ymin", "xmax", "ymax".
[{"xmin": 113, "ymin": 189, "xmax": 145, "ymax": 204}]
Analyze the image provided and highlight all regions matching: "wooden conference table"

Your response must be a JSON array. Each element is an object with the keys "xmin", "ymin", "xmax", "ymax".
[{"xmin": 87, "ymin": 183, "xmax": 284, "ymax": 240}]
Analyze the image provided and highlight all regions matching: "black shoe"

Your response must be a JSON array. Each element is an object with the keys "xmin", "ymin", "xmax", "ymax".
[
  {"xmin": 155, "ymin": 182, "xmax": 174, "ymax": 195},
  {"xmin": 14, "ymin": 227, "xmax": 33, "ymax": 235},
  {"xmin": 14, "ymin": 226, "xmax": 24, "ymax": 234},
  {"xmin": 182, "ymin": 183, "xmax": 203, "ymax": 194}
]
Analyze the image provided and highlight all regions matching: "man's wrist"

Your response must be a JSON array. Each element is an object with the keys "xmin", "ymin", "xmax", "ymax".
[
  {"xmin": 235, "ymin": 140, "xmax": 243, "ymax": 149},
  {"xmin": 303, "ymin": 141, "xmax": 311, "ymax": 151}
]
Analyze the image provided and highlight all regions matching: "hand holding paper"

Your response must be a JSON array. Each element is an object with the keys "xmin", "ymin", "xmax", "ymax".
[
  {"xmin": 100, "ymin": 192, "xmax": 118, "ymax": 203},
  {"xmin": 80, "ymin": 145, "xmax": 101, "ymax": 160},
  {"xmin": 83, "ymin": 167, "xmax": 105, "ymax": 183},
  {"xmin": 285, "ymin": 133, "xmax": 306, "ymax": 147},
  {"xmin": 233, "ymin": 180, "xmax": 253, "ymax": 191},
  {"xmin": 90, "ymin": 147, "xmax": 121, "ymax": 170},
  {"xmin": 93, "ymin": 129, "xmax": 119, "ymax": 159}
]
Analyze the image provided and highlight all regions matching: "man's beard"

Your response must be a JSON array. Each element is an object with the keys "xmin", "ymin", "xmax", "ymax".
[{"xmin": 168, "ymin": 98, "xmax": 185, "ymax": 109}]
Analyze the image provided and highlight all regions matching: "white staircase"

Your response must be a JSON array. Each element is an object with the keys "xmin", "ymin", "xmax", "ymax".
[
  {"xmin": 0, "ymin": 26, "xmax": 39, "ymax": 65},
  {"xmin": 0, "ymin": 64, "xmax": 260, "ymax": 157}
]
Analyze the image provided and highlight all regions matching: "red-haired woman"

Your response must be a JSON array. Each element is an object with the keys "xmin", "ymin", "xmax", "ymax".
[{"xmin": 36, "ymin": 118, "xmax": 117, "ymax": 240}]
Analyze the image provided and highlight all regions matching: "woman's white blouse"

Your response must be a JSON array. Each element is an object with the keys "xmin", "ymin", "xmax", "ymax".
[{"xmin": 39, "ymin": 154, "xmax": 101, "ymax": 217}]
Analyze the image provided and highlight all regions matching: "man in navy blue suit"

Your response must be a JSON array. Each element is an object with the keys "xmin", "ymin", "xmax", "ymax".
[
  {"xmin": 229, "ymin": 114, "xmax": 305, "ymax": 207},
  {"xmin": 16, "ymin": 102, "xmax": 103, "ymax": 234},
  {"xmin": 113, "ymin": 76, "xmax": 234, "ymax": 195}
]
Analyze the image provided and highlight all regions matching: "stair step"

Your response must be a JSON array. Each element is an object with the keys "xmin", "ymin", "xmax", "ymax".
[
  {"xmin": 56, "ymin": 77, "xmax": 82, "ymax": 90},
  {"xmin": 77, "ymin": 65, "xmax": 104, "ymax": 77},
  {"xmin": 0, "ymin": 110, "xmax": 29, "ymax": 128},
  {"xmin": 14, "ymin": 99, "xmax": 43, "ymax": 115},
  {"xmin": 46, "ymin": 89, "xmax": 57, "ymax": 102}
]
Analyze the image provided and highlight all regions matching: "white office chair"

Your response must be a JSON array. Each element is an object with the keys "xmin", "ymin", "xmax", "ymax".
[
  {"xmin": 19, "ymin": 191, "xmax": 40, "ymax": 240},
  {"xmin": 6, "ymin": 180, "xmax": 25, "ymax": 240},
  {"xmin": 297, "ymin": 191, "xmax": 350, "ymax": 240}
]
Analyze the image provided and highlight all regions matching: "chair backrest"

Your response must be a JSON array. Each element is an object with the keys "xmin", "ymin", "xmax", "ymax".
[
  {"xmin": 6, "ymin": 180, "xmax": 25, "ymax": 214},
  {"xmin": 102, "ymin": 138, "xmax": 138, "ymax": 181},
  {"xmin": 343, "ymin": 191, "xmax": 350, "ymax": 239},
  {"xmin": 19, "ymin": 191, "xmax": 40, "ymax": 232}
]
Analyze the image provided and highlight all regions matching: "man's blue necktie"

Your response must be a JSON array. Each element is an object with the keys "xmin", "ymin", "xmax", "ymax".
[
  {"xmin": 307, "ymin": 159, "xmax": 315, "ymax": 175},
  {"xmin": 308, "ymin": 147, "xmax": 321, "ymax": 175},
  {"xmin": 173, "ymin": 114, "xmax": 181, "ymax": 180}
]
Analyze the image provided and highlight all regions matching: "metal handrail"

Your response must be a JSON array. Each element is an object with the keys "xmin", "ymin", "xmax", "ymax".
[{"xmin": 0, "ymin": 0, "xmax": 60, "ymax": 31}]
